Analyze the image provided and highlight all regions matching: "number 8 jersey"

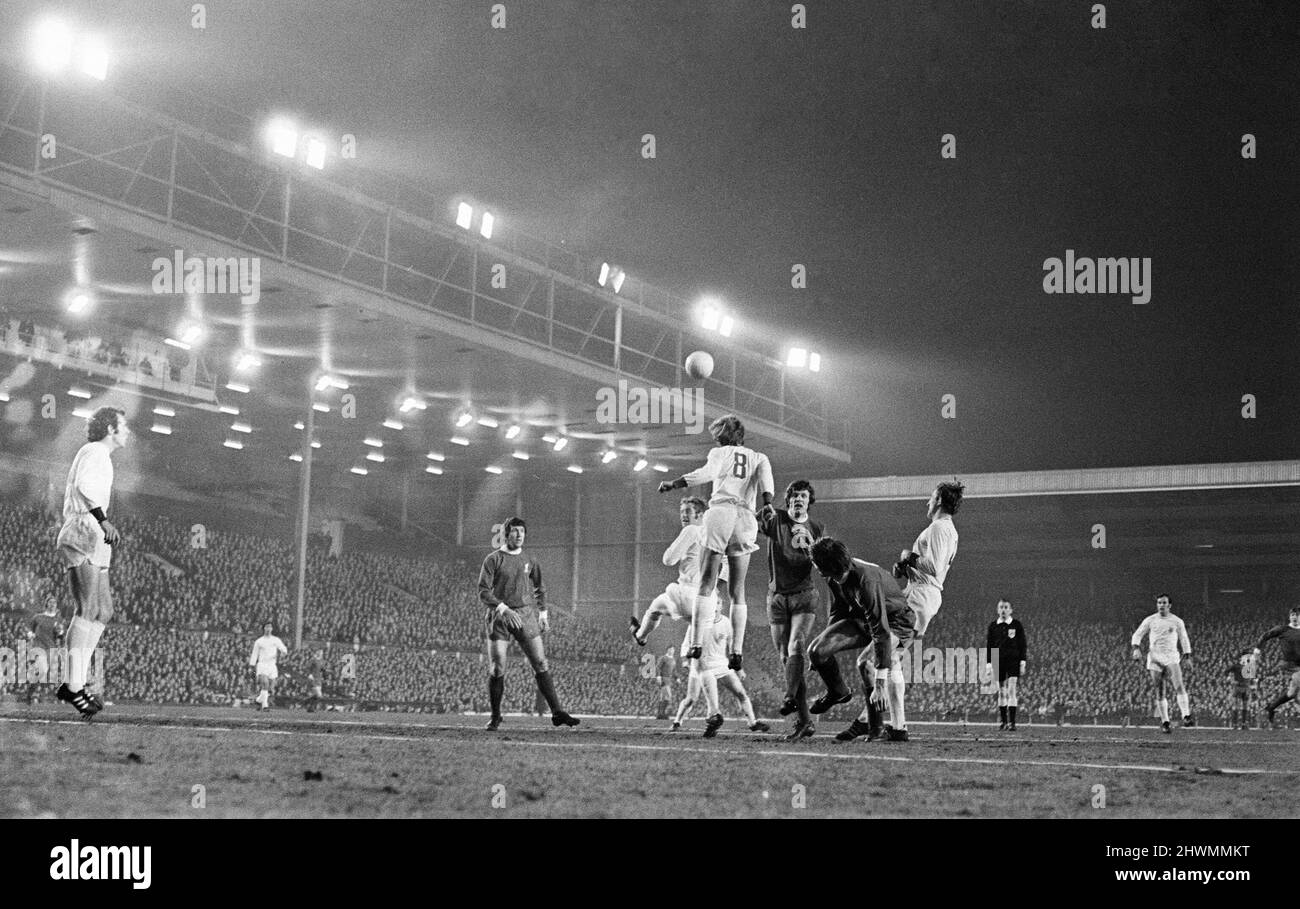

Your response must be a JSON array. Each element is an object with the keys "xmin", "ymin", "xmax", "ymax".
[{"xmin": 683, "ymin": 444, "xmax": 774, "ymax": 511}]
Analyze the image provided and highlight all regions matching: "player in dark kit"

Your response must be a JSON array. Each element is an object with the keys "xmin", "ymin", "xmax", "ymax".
[
  {"xmin": 1225, "ymin": 649, "xmax": 1258, "ymax": 730},
  {"xmin": 807, "ymin": 537, "xmax": 916, "ymax": 743},
  {"xmin": 478, "ymin": 517, "xmax": 579, "ymax": 731},
  {"xmin": 305, "ymin": 649, "xmax": 326, "ymax": 712},
  {"xmin": 986, "ymin": 599, "xmax": 1027, "ymax": 731},
  {"xmin": 760, "ymin": 479, "xmax": 824, "ymax": 740},
  {"xmin": 1252, "ymin": 606, "xmax": 1300, "ymax": 727},
  {"xmin": 26, "ymin": 595, "xmax": 65, "ymax": 704}
]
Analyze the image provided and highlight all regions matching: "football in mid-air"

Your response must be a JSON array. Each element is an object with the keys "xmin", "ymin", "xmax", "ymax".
[{"xmin": 684, "ymin": 350, "xmax": 714, "ymax": 380}]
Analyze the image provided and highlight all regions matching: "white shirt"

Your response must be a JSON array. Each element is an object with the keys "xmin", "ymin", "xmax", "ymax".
[
  {"xmin": 662, "ymin": 524, "xmax": 729, "ymax": 587},
  {"xmin": 911, "ymin": 514, "xmax": 958, "ymax": 590},
  {"xmin": 249, "ymin": 635, "xmax": 288, "ymax": 677},
  {"xmin": 62, "ymin": 441, "xmax": 114, "ymax": 521},
  {"xmin": 683, "ymin": 445, "xmax": 774, "ymax": 510},
  {"xmin": 1131, "ymin": 613, "xmax": 1191, "ymax": 661}
]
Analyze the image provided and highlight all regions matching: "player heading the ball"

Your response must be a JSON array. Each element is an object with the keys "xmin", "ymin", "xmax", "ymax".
[{"xmin": 657, "ymin": 414, "xmax": 774, "ymax": 674}]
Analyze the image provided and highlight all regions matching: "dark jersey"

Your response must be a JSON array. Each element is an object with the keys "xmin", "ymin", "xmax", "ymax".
[
  {"xmin": 29, "ymin": 613, "xmax": 62, "ymax": 650},
  {"xmin": 760, "ymin": 509, "xmax": 824, "ymax": 595},
  {"xmin": 1254, "ymin": 624, "xmax": 1300, "ymax": 669},
  {"xmin": 307, "ymin": 658, "xmax": 325, "ymax": 682},
  {"xmin": 825, "ymin": 558, "xmax": 914, "ymax": 670},
  {"xmin": 987, "ymin": 619, "xmax": 1027, "ymax": 664},
  {"xmin": 478, "ymin": 548, "xmax": 545, "ymax": 611},
  {"xmin": 656, "ymin": 653, "xmax": 676, "ymax": 681}
]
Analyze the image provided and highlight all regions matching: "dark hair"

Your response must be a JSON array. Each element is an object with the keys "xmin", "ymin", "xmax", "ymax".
[
  {"xmin": 997, "ymin": 598, "xmax": 1012, "ymax": 607},
  {"xmin": 1155, "ymin": 593, "xmax": 1170, "ymax": 602},
  {"xmin": 680, "ymin": 496, "xmax": 707, "ymax": 515},
  {"xmin": 87, "ymin": 406, "xmax": 126, "ymax": 442},
  {"xmin": 934, "ymin": 479, "xmax": 965, "ymax": 515},
  {"xmin": 1290, "ymin": 605, "xmax": 1300, "ymax": 615},
  {"xmin": 504, "ymin": 517, "xmax": 526, "ymax": 533},
  {"xmin": 709, "ymin": 414, "xmax": 745, "ymax": 447},
  {"xmin": 785, "ymin": 479, "xmax": 815, "ymax": 506},
  {"xmin": 809, "ymin": 537, "xmax": 851, "ymax": 578}
]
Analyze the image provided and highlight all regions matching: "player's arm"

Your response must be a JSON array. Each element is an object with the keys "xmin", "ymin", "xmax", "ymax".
[
  {"xmin": 531, "ymin": 561, "xmax": 549, "ymax": 633},
  {"xmin": 478, "ymin": 555, "xmax": 502, "ymax": 608},
  {"xmin": 249, "ymin": 641, "xmax": 259, "ymax": 668},
  {"xmin": 277, "ymin": 638, "xmax": 288, "ymax": 656},
  {"xmin": 756, "ymin": 455, "xmax": 775, "ymax": 522},
  {"xmin": 661, "ymin": 449, "xmax": 719, "ymax": 493},
  {"xmin": 1129, "ymin": 616, "xmax": 1150, "ymax": 660},
  {"xmin": 986, "ymin": 623, "xmax": 997, "ymax": 666},
  {"xmin": 1251, "ymin": 625, "xmax": 1286, "ymax": 654},
  {"xmin": 662, "ymin": 525, "xmax": 695, "ymax": 565},
  {"xmin": 1177, "ymin": 618, "xmax": 1192, "ymax": 668},
  {"xmin": 1017, "ymin": 621, "xmax": 1028, "ymax": 672}
]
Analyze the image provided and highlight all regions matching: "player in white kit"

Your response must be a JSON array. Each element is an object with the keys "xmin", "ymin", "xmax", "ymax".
[
  {"xmin": 1130, "ymin": 594, "xmax": 1195, "ymax": 733},
  {"xmin": 54, "ymin": 406, "xmax": 130, "ymax": 719},
  {"xmin": 249, "ymin": 621, "xmax": 289, "ymax": 710},
  {"xmin": 630, "ymin": 496, "xmax": 729, "ymax": 645},
  {"xmin": 670, "ymin": 610, "xmax": 769, "ymax": 737},
  {"xmin": 893, "ymin": 480, "xmax": 963, "ymax": 640},
  {"xmin": 657, "ymin": 415, "xmax": 774, "ymax": 674}
]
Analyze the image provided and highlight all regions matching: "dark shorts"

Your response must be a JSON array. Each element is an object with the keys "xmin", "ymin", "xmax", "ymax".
[
  {"xmin": 486, "ymin": 605, "xmax": 542, "ymax": 643},
  {"xmin": 768, "ymin": 587, "xmax": 819, "ymax": 624},
  {"xmin": 998, "ymin": 661, "xmax": 1021, "ymax": 682}
]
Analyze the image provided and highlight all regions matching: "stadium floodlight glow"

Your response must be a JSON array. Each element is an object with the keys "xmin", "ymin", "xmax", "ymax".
[
  {"xmin": 399, "ymin": 396, "xmax": 427, "ymax": 414},
  {"xmin": 485, "ymin": 465, "xmax": 503, "ymax": 475},
  {"xmin": 450, "ymin": 436, "xmax": 469, "ymax": 446},
  {"xmin": 454, "ymin": 411, "xmax": 473, "ymax": 428},
  {"xmin": 566, "ymin": 465, "xmax": 583, "ymax": 474},
  {"xmin": 153, "ymin": 405, "xmax": 175, "ymax": 417},
  {"xmin": 383, "ymin": 418, "xmax": 405, "ymax": 431},
  {"xmin": 612, "ymin": 269, "xmax": 626, "ymax": 294},
  {"xmin": 225, "ymin": 381, "xmax": 250, "ymax": 393},
  {"xmin": 31, "ymin": 19, "xmax": 74, "ymax": 74},
  {"xmin": 67, "ymin": 387, "xmax": 91, "ymax": 399},
  {"xmin": 718, "ymin": 314, "xmax": 734, "ymax": 337},
  {"xmin": 363, "ymin": 437, "xmax": 383, "ymax": 448},
  {"xmin": 219, "ymin": 405, "xmax": 240, "ymax": 415},
  {"xmin": 289, "ymin": 452, "xmax": 303, "ymax": 462},
  {"xmin": 700, "ymin": 305, "xmax": 721, "ymax": 332},
  {"xmin": 310, "ymin": 440, "xmax": 321, "ymax": 449},
  {"xmin": 633, "ymin": 458, "xmax": 648, "ymax": 472},
  {"xmin": 350, "ymin": 466, "xmax": 368, "ymax": 476},
  {"xmin": 304, "ymin": 136, "xmax": 327, "ymax": 170},
  {"xmin": 787, "ymin": 347, "xmax": 808, "ymax": 369},
  {"xmin": 512, "ymin": 451, "xmax": 530, "ymax": 460},
  {"xmin": 230, "ymin": 422, "xmax": 252, "ymax": 434},
  {"xmin": 72, "ymin": 406, "xmax": 93, "ymax": 419},
  {"xmin": 150, "ymin": 424, "xmax": 171, "ymax": 435},
  {"xmin": 268, "ymin": 118, "xmax": 298, "ymax": 158},
  {"xmin": 164, "ymin": 337, "xmax": 191, "ymax": 351},
  {"xmin": 234, "ymin": 351, "xmax": 261, "ymax": 373},
  {"xmin": 426, "ymin": 451, "xmax": 445, "ymax": 462},
  {"xmin": 601, "ymin": 449, "xmax": 618, "ymax": 464},
  {"xmin": 223, "ymin": 439, "xmax": 244, "ymax": 450},
  {"xmin": 455, "ymin": 202, "xmax": 473, "ymax": 230},
  {"xmin": 541, "ymin": 433, "xmax": 558, "ymax": 444},
  {"xmin": 505, "ymin": 424, "xmax": 521, "ymax": 440},
  {"xmin": 312, "ymin": 403, "xmax": 330, "ymax": 413},
  {"xmin": 653, "ymin": 463, "xmax": 670, "ymax": 473},
  {"xmin": 808, "ymin": 352, "xmax": 821, "ymax": 373},
  {"xmin": 314, "ymin": 374, "xmax": 347, "ymax": 392},
  {"xmin": 425, "ymin": 465, "xmax": 443, "ymax": 475},
  {"xmin": 77, "ymin": 35, "xmax": 108, "ymax": 80},
  {"xmin": 65, "ymin": 289, "xmax": 92, "ymax": 315},
  {"xmin": 479, "ymin": 212, "xmax": 494, "ymax": 239},
  {"xmin": 293, "ymin": 420, "xmax": 304, "ymax": 430},
  {"xmin": 366, "ymin": 452, "xmax": 385, "ymax": 463},
  {"xmin": 0, "ymin": 391, "xmax": 10, "ymax": 403},
  {"xmin": 476, "ymin": 416, "xmax": 499, "ymax": 429},
  {"xmin": 598, "ymin": 262, "xmax": 611, "ymax": 287},
  {"xmin": 553, "ymin": 436, "xmax": 568, "ymax": 452}
]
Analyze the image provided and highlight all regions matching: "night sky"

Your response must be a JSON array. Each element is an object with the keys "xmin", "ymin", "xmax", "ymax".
[{"xmin": 2, "ymin": 0, "xmax": 1296, "ymax": 476}]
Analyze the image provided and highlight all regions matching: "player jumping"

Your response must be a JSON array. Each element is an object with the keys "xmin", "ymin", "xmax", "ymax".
[
  {"xmin": 54, "ymin": 405, "xmax": 130, "ymax": 719},
  {"xmin": 1130, "ymin": 594, "xmax": 1194, "ymax": 733},
  {"xmin": 657, "ymin": 414, "xmax": 773, "ymax": 675},
  {"xmin": 478, "ymin": 517, "xmax": 579, "ymax": 731},
  {"xmin": 1252, "ymin": 606, "xmax": 1300, "ymax": 728},
  {"xmin": 760, "ymin": 479, "xmax": 823, "ymax": 738},
  {"xmin": 670, "ymin": 608, "xmax": 770, "ymax": 737},
  {"xmin": 808, "ymin": 537, "xmax": 916, "ymax": 743},
  {"xmin": 893, "ymin": 480, "xmax": 962, "ymax": 642},
  {"xmin": 630, "ymin": 496, "xmax": 729, "ymax": 646}
]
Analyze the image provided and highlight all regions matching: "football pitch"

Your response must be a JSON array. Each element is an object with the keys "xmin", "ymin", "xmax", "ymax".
[{"xmin": 1, "ymin": 704, "xmax": 1295, "ymax": 819}]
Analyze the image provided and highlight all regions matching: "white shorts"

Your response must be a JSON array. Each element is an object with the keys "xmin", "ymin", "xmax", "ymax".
[
  {"xmin": 690, "ymin": 663, "xmax": 734, "ymax": 683},
  {"xmin": 701, "ymin": 503, "xmax": 758, "ymax": 556},
  {"xmin": 255, "ymin": 666, "xmax": 279, "ymax": 682},
  {"xmin": 57, "ymin": 515, "xmax": 112, "ymax": 568},
  {"xmin": 1146, "ymin": 653, "xmax": 1182, "ymax": 676},
  {"xmin": 660, "ymin": 583, "xmax": 695, "ymax": 621},
  {"xmin": 906, "ymin": 584, "xmax": 942, "ymax": 635}
]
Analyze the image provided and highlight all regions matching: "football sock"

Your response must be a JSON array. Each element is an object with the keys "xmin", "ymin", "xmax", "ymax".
[
  {"xmin": 999, "ymin": 706, "xmax": 1008, "ymax": 724},
  {"xmin": 1157, "ymin": 698, "xmax": 1170, "ymax": 722},
  {"xmin": 700, "ymin": 671, "xmax": 720, "ymax": 716},
  {"xmin": 488, "ymin": 674, "xmax": 504, "ymax": 716},
  {"xmin": 730, "ymin": 599, "xmax": 747, "ymax": 654},
  {"xmin": 639, "ymin": 597, "xmax": 669, "ymax": 641},
  {"xmin": 1009, "ymin": 706, "xmax": 1017, "ymax": 725},
  {"xmin": 1176, "ymin": 692, "xmax": 1190, "ymax": 718},
  {"xmin": 888, "ymin": 666, "xmax": 907, "ymax": 730},
  {"xmin": 813, "ymin": 652, "xmax": 849, "ymax": 700},
  {"xmin": 65, "ymin": 616, "xmax": 92, "ymax": 689},
  {"xmin": 785, "ymin": 650, "xmax": 810, "ymax": 722},
  {"xmin": 674, "ymin": 697, "xmax": 692, "ymax": 725},
  {"xmin": 535, "ymin": 670, "xmax": 562, "ymax": 713},
  {"xmin": 738, "ymin": 694, "xmax": 756, "ymax": 726},
  {"xmin": 687, "ymin": 591, "xmax": 705, "ymax": 648}
]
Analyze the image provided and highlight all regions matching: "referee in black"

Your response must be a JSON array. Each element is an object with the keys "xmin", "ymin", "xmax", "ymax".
[{"xmin": 987, "ymin": 599, "xmax": 1027, "ymax": 731}]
